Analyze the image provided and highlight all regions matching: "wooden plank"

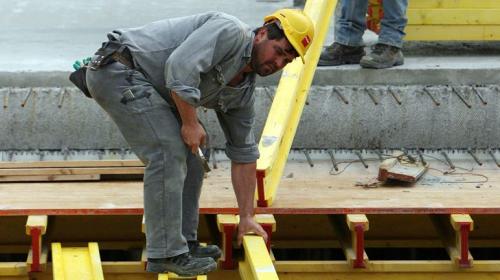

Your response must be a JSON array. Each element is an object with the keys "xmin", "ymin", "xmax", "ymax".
[
  {"xmin": 0, "ymin": 167, "xmax": 144, "ymax": 176},
  {"xmin": 407, "ymin": 9, "xmax": 500, "ymax": 25},
  {"xmin": 0, "ymin": 160, "xmax": 143, "ymax": 169},
  {"xmin": 0, "ymin": 160, "xmax": 499, "ymax": 215},
  {"xmin": 0, "ymin": 174, "xmax": 100, "ymax": 182},
  {"xmin": 256, "ymin": 0, "xmax": 337, "ymax": 207},
  {"xmin": 431, "ymin": 214, "xmax": 473, "ymax": 267},
  {"xmin": 26, "ymin": 215, "xmax": 48, "ymax": 235},
  {"xmin": 275, "ymin": 260, "xmax": 500, "ymax": 272},
  {"xmin": 240, "ymin": 235, "xmax": 279, "ymax": 280},
  {"xmin": 330, "ymin": 215, "xmax": 368, "ymax": 267},
  {"xmin": 408, "ymin": 0, "xmax": 500, "ymax": 9},
  {"xmin": 405, "ymin": 25, "xmax": 500, "ymax": 41},
  {"xmin": 52, "ymin": 242, "xmax": 104, "ymax": 280},
  {"xmin": 0, "ymin": 262, "xmax": 27, "ymax": 276}
]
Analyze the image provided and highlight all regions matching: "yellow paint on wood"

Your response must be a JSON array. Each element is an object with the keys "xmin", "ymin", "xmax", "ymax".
[
  {"xmin": 256, "ymin": 0, "xmax": 337, "ymax": 206},
  {"xmin": 275, "ymin": 260, "xmax": 500, "ymax": 272},
  {"xmin": 240, "ymin": 236, "xmax": 279, "ymax": 280},
  {"xmin": 52, "ymin": 242, "xmax": 104, "ymax": 280},
  {"xmin": 158, "ymin": 272, "xmax": 205, "ymax": 279},
  {"xmin": 405, "ymin": 25, "xmax": 500, "ymax": 41},
  {"xmin": 0, "ymin": 262, "xmax": 27, "ymax": 276},
  {"xmin": 216, "ymin": 214, "xmax": 238, "ymax": 232},
  {"xmin": 409, "ymin": 0, "xmax": 500, "ymax": 9},
  {"xmin": 408, "ymin": 9, "xmax": 500, "ymax": 25},
  {"xmin": 25, "ymin": 215, "xmax": 48, "ymax": 235},
  {"xmin": 450, "ymin": 214, "xmax": 474, "ymax": 231},
  {"xmin": 255, "ymin": 214, "xmax": 277, "ymax": 232},
  {"xmin": 346, "ymin": 214, "xmax": 369, "ymax": 231},
  {"xmin": 26, "ymin": 246, "xmax": 48, "ymax": 269}
]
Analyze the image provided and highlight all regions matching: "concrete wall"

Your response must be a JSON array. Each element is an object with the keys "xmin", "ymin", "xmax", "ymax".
[{"xmin": 1, "ymin": 75, "xmax": 498, "ymax": 150}]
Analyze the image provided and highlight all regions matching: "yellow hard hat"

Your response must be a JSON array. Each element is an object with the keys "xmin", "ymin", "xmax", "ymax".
[{"xmin": 264, "ymin": 9, "xmax": 315, "ymax": 63}]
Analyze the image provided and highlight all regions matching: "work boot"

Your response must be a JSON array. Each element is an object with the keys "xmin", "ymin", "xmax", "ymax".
[
  {"xmin": 360, "ymin": 43, "xmax": 404, "ymax": 69},
  {"xmin": 318, "ymin": 42, "xmax": 365, "ymax": 66},
  {"xmin": 146, "ymin": 253, "xmax": 217, "ymax": 276},
  {"xmin": 188, "ymin": 241, "xmax": 222, "ymax": 261}
]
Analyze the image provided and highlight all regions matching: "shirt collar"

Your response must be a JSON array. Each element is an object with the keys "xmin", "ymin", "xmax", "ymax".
[{"xmin": 242, "ymin": 30, "xmax": 254, "ymax": 63}]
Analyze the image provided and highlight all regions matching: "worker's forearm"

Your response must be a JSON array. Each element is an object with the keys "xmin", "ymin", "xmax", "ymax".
[
  {"xmin": 171, "ymin": 91, "xmax": 198, "ymax": 125},
  {"xmin": 231, "ymin": 161, "xmax": 257, "ymax": 217}
]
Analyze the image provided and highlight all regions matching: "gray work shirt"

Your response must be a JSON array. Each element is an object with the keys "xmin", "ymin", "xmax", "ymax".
[{"xmin": 113, "ymin": 12, "xmax": 259, "ymax": 163}]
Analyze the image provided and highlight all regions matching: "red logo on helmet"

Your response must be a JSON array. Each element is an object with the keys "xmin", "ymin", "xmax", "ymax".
[{"xmin": 301, "ymin": 35, "xmax": 311, "ymax": 47}]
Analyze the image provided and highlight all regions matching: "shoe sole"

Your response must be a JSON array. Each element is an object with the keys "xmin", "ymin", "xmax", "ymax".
[
  {"xmin": 360, "ymin": 58, "xmax": 404, "ymax": 69},
  {"xmin": 318, "ymin": 54, "xmax": 364, "ymax": 66},
  {"xmin": 192, "ymin": 250, "xmax": 222, "ymax": 261},
  {"xmin": 146, "ymin": 261, "xmax": 217, "ymax": 276}
]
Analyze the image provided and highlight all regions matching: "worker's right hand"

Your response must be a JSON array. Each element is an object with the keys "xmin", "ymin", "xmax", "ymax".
[
  {"xmin": 181, "ymin": 122, "xmax": 206, "ymax": 154},
  {"xmin": 237, "ymin": 216, "xmax": 268, "ymax": 247}
]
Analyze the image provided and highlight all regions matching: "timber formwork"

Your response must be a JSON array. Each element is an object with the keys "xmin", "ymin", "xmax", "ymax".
[
  {"xmin": 2, "ymin": 0, "xmax": 500, "ymax": 279},
  {"xmin": 1, "ymin": 152, "xmax": 500, "ymax": 279}
]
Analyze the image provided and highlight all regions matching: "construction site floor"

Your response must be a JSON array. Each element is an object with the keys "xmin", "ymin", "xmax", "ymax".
[{"xmin": 1, "ymin": 156, "xmax": 499, "ymax": 216}]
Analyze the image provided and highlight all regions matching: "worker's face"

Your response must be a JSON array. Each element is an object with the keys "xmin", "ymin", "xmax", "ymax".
[{"xmin": 251, "ymin": 28, "xmax": 298, "ymax": 76}]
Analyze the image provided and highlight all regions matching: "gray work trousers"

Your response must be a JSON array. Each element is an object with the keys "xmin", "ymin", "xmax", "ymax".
[{"xmin": 86, "ymin": 62, "xmax": 204, "ymax": 258}]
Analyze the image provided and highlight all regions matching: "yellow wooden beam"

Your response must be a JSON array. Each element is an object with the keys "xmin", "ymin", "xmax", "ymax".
[
  {"xmin": 0, "ymin": 263, "xmax": 27, "ymax": 276},
  {"xmin": 405, "ymin": 25, "xmax": 500, "ymax": 41},
  {"xmin": 158, "ymin": 273, "xmax": 207, "ymax": 279},
  {"xmin": 26, "ymin": 215, "xmax": 48, "ymax": 235},
  {"xmin": 52, "ymin": 242, "xmax": 104, "ymax": 280},
  {"xmin": 430, "ymin": 214, "xmax": 474, "ymax": 268},
  {"xmin": 255, "ymin": 214, "xmax": 277, "ymax": 232},
  {"xmin": 239, "ymin": 236, "xmax": 279, "ymax": 280},
  {"xmin": 408, "ymin": 9, "xmax": 500, "ymax": 25},
  {"xmin": 217, "ymin": 214, "xmax": 276, "ymax": 229},
  {"xmin": 275, "ymin": 260, "xmax": 500, "ymax": 272},
  {"xmin": 216, "ymin": 214, "xmax": 238, "ymax": 232},
  {"xmin": 256, "ymin": 0, "xmax": 337, "ymax": 207},
  {"xmin": 26, "ymin": 246, "xmax": 48, "ymax": 272},
  {"xmin": 450, "ymin": 214, "xmax": 474, "ymax": 267},
  {"xmin": 450, "ymin": 214, "xmax": 474, "ymax": 231},
  {"xmin": 331, "ymin": 215, "xmax": 369, "ymax": 268},
  {"xmin": 26, "ymin": 215, "xmax": 48, "ymax": 272},
  {"xmin": 408, "ymin": 0, "xmax": 500, "ymax": 9}
]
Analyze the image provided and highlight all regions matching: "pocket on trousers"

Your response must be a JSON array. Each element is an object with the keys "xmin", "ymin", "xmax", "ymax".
[{"xmin": 120, "ymin": 85, "xmax": 154, "ymax": 114}]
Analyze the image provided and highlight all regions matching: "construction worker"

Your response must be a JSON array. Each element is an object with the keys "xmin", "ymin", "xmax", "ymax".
[
  {"xmin": 318, "ymin": 0, "xmax": 408, "ymax": 68},
  {"xmin": 83, "ymin": 9, "xmax": 314, "ymax": 276}
]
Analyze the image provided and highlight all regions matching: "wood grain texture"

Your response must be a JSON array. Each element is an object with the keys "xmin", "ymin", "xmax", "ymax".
[{"xmin": 0, "ymin": 159, "xmax": 498, "ymax": 216}]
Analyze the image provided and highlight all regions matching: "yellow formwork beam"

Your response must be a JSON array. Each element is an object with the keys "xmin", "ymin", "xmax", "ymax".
[
  {"xmin": 26, "ymin": 215, "xmax": 48, "ymax": 272},
  {"xmin": 408, "ymin": 9, "xmax": 500, "ymax": 25},
  {"xmin": 158, "ymin": 273, "xmax": 207, "ymax": 279},
  {"xmin": 0, "ymin": 263, "xmax": 27, "ymax": 276},
  {"xmin": 409, "ymin": 0, "xmax": 500, "ymax": 9},
  {"xmin": 52, "ymin": 242, "xmax": 104, "ymax": 280},
  {"xmin": 239, "ymin": 236, "xmax": 279, "ymax": 280},
  {"xmin": 405, "ymin": 25, "xmax": 500, "ymax": 41},
  {"xmin": 256, "ymin": 0, "xmax": 337, "ymax": 207}
]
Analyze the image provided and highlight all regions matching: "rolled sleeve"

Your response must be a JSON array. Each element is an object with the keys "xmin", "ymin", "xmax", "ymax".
[
  {"xmin": 216, "ymin": 105, "xmax": 259, "ymax": 163},
  {"xmin": 165, "ymin": 15, "xmax": 244, "ymax": 106}
]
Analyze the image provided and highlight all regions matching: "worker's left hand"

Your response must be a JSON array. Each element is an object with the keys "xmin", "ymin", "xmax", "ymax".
[{"xmin": 237, "ymin": 216, "xmax": 268, "ymax": 246}]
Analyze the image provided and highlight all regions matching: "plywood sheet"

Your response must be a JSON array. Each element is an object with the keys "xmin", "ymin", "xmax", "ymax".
[{"xmin": 0, "ymin": 159, "xmax": 498, "ymax": 215}]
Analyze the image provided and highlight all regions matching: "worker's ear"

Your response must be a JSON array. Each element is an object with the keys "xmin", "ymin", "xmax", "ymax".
[{"xmin": 255, "ymin": 26, "xmax": 268, "ymax": 43}]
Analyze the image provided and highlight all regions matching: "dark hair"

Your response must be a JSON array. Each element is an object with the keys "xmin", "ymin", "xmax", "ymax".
[{"xmin": 253, "ymin": 22, "xmax": 286, "ymax": 40}]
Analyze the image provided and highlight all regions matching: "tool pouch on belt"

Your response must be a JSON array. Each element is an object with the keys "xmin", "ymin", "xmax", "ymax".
[
  {"xmin": 69, "ymin": 39, "xmax": 127, "ymax": 98},
  {"xmin": 69, "ymin": 66, "xmax": 92, "ymax": 98}
]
